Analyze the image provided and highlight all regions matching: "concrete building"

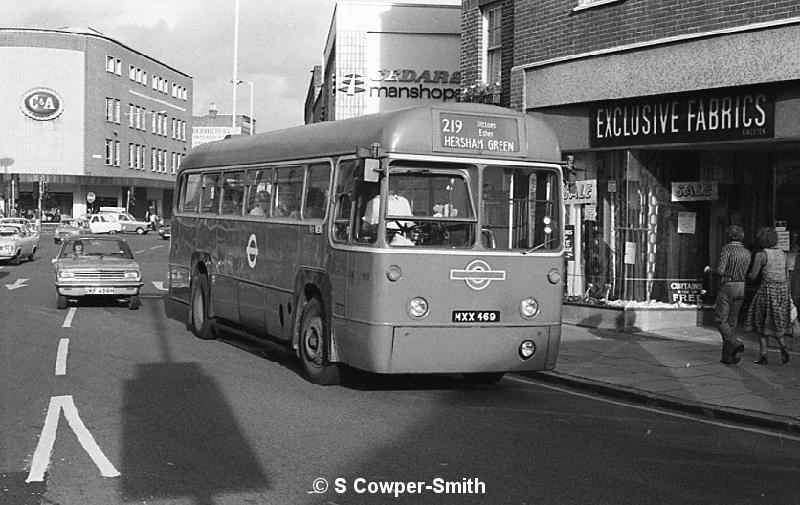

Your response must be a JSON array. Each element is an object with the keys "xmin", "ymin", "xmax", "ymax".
[
  {"xmin": 305, "ymin": 0, "xmax": 462, "ymax": 124},
  {"xmin": 461, "ymin": 0, "xmax": 800, "ymax": 317},
  {"xmin": 191, "ymin": 102, "xmax": 254, "ymax": 148},
  {"xmin": 0, "ymin": 27, "xmax": 191, "ymax": 221}
]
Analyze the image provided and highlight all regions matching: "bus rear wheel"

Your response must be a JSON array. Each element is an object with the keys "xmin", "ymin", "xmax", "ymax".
[
  {"xmin": 462, "ymin": 372, "xmax": 505, "ymax": 384},
  {"xmin": 189, "ymin": 273, "xmax": 216, "ymax": 340},
  {"xmin": 299, "ymin": 298, "xmax": 340, "ymax": 385}
]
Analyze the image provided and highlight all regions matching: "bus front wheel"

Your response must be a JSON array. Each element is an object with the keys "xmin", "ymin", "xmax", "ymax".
[
  {"xmin": 299, "ymin": 298, "xmax": 340, "ymax": 385},
  {"xmin": 189, "ymin": 273, "xmax": 216, "ymax": 340}
]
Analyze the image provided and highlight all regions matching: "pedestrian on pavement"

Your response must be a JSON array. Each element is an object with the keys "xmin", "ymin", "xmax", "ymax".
[
  {"xmin": 712, "ymin": 224, "xmax": 751, "ymax": 364},
  {"xmin": 746, "ymin": 226, "xmax": 792, "ymax": 365}
]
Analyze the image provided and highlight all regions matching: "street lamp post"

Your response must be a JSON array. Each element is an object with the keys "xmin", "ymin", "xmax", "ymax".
[{"xmin": 231, "ymin": 79, "xmax": 254, "ymax": 134}]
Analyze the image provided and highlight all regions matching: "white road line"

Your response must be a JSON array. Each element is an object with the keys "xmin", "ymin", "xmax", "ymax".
[
  {"xmin": 149, "ymin": 245, "xmax": 164, "ymax": 250},
  {"xmin": 505, "ymin": 375, "xmax": 800, "ymax": 442},
  {"xmin": 134, "ymin": 249, "xmax": 145, "ymax": 254},
  {"xmin": 62, "ymin": 307, "xmax": 77, "ymax": 328},
  {"xmin": 55, "ymin": 339, "xmax": 69, "ymax": 376},
  {"xmin": 26, "ymin": 395, "xmax": 121, "ymax": 482}
]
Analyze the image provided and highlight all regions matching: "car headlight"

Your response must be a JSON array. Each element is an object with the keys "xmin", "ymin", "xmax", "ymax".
[
  {"xmin": 520, "ymin": 297, "xmax": 539, "ymax": 318},
  {"xmin": 0, "ymin": 245, "xmax": 12, "ymax": 252},
  {"xmin": 408, "ymin": 297, "xmax": 429, "ymax": 318},
  {"xmin": 124, "ymin": 271, "xmax": 141, "ymax": 280},
  {"xmin": 58, "ymin": 270, "xmax": 75, "ymax": 279}
]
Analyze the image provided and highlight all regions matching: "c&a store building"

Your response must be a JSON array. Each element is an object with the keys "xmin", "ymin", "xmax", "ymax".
[
  {"xmin": 0, "ymin": 27, "xmax": 191, "ymax": 220},
  {"xmin": 461, "ymin": 0, "xmax": 800, "ymax": 320}
]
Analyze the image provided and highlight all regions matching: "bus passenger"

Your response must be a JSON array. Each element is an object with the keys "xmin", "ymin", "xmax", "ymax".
[
  {"xmin": 275, "ymin": 194, "xmax": 300, "ymax": 218},
  {"xmin": 249, "ymin": 191, "xmax": 271, "ymax": 216}
]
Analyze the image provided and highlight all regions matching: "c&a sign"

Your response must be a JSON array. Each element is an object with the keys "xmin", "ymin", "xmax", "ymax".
[
  {"xmin": 590, "ymin": 85, "xmax": 774, "ymax": 148},
  {"xmin": 21, "ymin": 87, "xmax": 64, "ymax": 121}
]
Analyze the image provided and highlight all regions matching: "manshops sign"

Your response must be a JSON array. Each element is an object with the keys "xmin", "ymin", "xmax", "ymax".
[
  {"xmin": 339, "ymin": 69, "xmax": 461, "ymax": 102},
  {"xmin": 590, "ymin": 85, "xmax": 774, "ymax": 148}
]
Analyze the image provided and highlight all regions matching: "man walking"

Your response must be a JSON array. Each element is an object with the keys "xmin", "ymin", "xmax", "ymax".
[{"xmin": 712, "ymin": 225, "xmax": 751, "ymax": 364}]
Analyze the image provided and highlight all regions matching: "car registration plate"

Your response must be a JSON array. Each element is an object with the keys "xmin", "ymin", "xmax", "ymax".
[
  {"xmin": 452, "ymin": 310, "xmax": 500, "ymax": 323},
  {"xmin": 85, "ymin": 287, "xmax": 115, "ymax": 295}
]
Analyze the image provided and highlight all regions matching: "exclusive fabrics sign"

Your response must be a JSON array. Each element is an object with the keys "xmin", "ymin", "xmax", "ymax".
[{"xmin": 590, "ymin": 85, "xmax": 775, "ymax": 148}]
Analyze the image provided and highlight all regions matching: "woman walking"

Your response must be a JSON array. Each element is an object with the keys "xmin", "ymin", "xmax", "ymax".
[{"xmin": 746, "ymin": 227, "xmax": 792, "ymax": 365}]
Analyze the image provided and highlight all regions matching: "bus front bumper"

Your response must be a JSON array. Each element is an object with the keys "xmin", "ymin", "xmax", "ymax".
[{"xmin": 334, "ymin": 323, "xmax": 560, "ymax": 374}]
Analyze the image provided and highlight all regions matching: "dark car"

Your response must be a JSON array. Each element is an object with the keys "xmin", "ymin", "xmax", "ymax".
[{"xmin": 157, "ymin": 220, "xmax": 171, "ymax": 240}]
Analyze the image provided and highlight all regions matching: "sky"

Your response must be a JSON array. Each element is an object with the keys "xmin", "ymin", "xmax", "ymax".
[{"xmin": 0, "ymin": 0, "xmax": 345, "ymax": 131}]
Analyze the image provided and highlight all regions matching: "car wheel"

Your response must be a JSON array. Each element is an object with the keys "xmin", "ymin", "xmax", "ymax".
[
  {"xmin": 10, "ymin": 251, "xmax": 20, "ymax": 266},
  {"xmin": 298, "ymin": 297, "xmax": 340, "ymax": 385},
  {"xmin": 128, "ymin": 295, "xmax": 141, "ymax": 310},
  {"xmin": 108, "ymin": 230, "xmax": 117, "ymax": 235},
  {"xmin": 462, "ymin": 372, "xmax": 505, "ymax": 384},
  {"xmin": 56, "ymin": 294, "xmax": 68, "ymax": 310},
  {"xmin": 188, "ymin": 273, "xmax": 216, "ymax": 340},
  {"xmin": 28, "ymin": 248, "xmax": 35, "ymax": 261},
  {"xmin": 54, "ymin": 238, "xmax": 60, "ymax": 244},
  {"xmin": 136, "ymin": 227, "xmax": 145, "ymax": 235}
]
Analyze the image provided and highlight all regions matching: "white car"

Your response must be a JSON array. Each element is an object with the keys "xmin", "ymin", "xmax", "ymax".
[
  {"xmin": 80, "ymin": 213, "xmax": 122, "ymax": 234},
  {"xmin": 0, "ymin": 223, "xmax": 40, "ymax": 264},
  {"xmin": 101, "ymin": 212, "xmax": 151, "ymax": 234}
]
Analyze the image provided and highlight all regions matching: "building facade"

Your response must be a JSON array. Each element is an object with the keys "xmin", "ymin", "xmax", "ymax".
[
  {"xmin": 192, "ymin": 103, "xmax": 254, "ymax": 148},
  {"xmin": 305, "ymin": 0, "xmax": 463, "ymax": 123},
  {"xmin": 462, "ymin": 0, "xmax": 800, "ymax": 308},
  {"xmin": 0, "ymin": 28, "xmax": 191, "ymax": 221}
]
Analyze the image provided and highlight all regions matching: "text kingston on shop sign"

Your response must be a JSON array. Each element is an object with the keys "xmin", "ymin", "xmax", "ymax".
[{"xmin": 590, "ymin": 85, "xmax": 775, "ymax": 148}]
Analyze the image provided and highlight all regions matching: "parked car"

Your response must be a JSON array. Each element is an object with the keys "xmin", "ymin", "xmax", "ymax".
[
  {"xmin": 79, "ymin": 213, "xmax": 122, "ymax": 235},
  {"xmin": 157, "ymin": 219, "xmax": 171, "ymax": 240},
  {"xmin": 52, "ymin": 235, "xmax": 143, "ymax": 310},
  {"xmin": 54, "ymin": 218, "xmax": 92, "ymax": 244},
  {"xmin": 0, "ymin": 223, "xmax": 40, "ymax": 264},
  {"xmin": 0, "ymin": 217, "xmax": 39, "ymax": 233},
  {"xmin": 101, "ymin": 212, "xmax": 151, "ymax": 234}
]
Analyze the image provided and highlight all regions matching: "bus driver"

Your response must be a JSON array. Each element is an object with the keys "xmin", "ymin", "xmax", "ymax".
[{"xmin": 362, "ymin": 189, "xmax": 414, "ymax": 243}]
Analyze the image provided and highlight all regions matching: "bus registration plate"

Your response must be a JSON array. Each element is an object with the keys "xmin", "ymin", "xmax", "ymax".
[{"xmin": 452, "ymin": 310, "xmax": 500, "ymax": 323}]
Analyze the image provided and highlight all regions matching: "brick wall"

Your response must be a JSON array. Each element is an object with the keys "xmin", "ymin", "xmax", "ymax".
[
  {"xmin": 460, "ymin": 0, "xmax": 514, "ymax": 105},
  {"xmin": 514, "ymin": 0, "xmax": 800, "ymax": 64}
]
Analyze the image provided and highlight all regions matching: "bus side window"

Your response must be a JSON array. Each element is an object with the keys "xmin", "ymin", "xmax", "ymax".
[
  {"xmin": 273, "ymin": 165, "xmax": 303, "ymax": 218},
  {"xmin": 304, "ymin": 163, "xmax": 330, "ymax": 220},
  {"xmin": 332, "ymin": 161, "xmax": 355, "ymax": 243},
  {"xmin": 245, "ymin": 167, "xmax": 273, "ymax": 217},
  {"xmin": 200, "ymin": 173, "xmax": 220, "ymax": 214},
  {"xmin": 220, "ymin": 171, "xmax": 245, "ymax": 216},
  {"xmin": 181, "ymin": 173, "xmax": 202, "ymax": 213}
]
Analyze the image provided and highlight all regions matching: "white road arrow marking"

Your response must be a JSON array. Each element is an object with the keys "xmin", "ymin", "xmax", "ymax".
[
  {"xmin": 26, "ymin": 395, "xmax": 121, "ymax": 482},
  {"xmin": 5, "ymin": 278, "xmax": 29, "ymax": 290},
  {"xmin": 152, "ymin": 281, "xmax": 167, "ymax": 291}
]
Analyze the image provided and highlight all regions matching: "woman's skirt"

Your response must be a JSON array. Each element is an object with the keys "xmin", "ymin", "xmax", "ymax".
[{"xmin": 746, "ymin": 280, "xmax": 791, "ymax": 337}]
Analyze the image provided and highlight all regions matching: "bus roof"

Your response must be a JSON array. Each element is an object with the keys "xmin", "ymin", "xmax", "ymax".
[{"xmin": 182, "ymin": 103, "xmax": 561, "ymax": 170}]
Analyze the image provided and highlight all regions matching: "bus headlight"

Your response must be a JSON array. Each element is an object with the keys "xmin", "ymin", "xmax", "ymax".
[
  {"xmin": 547, "ymin": 269, "xmax": 562, "ymax": 285},
  {"xmin": 520, "ymin": 297, "xmax": 539, "ymax": 318},
  {"xmin": 408, "ymin": 297, "xmax": 429, "ymax": 318},
  {"xmin": 519, "ymin": 340, "xmax": 536, "ymax": 359}
]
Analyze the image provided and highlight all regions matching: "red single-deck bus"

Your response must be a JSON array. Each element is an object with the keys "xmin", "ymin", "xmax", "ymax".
[{"xmin": 165, "ymin": 103, "xmax": 564, "ymax": 385}]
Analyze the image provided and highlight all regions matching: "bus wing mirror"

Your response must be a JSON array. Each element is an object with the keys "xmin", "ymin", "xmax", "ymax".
[{"xmin": 363, "ymin": 158, "xmax": 380, "ymax": 183}]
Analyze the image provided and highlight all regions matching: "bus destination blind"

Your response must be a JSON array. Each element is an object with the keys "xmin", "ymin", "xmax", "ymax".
[{"xmin": 437, "ymin": 113, "xmax": 520, "ymax": 154}]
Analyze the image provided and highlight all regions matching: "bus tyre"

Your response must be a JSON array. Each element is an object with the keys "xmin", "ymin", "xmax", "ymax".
[
  {"xmin": 462, "ymin": 372, "xmax": 505, "ymax": 384},
  {"xmin": 299, "ymin": 298, "xmax": 340, "ymax": 385},
  {"xmin": 189, "ymin": 273, "xmax": 216, "ymax": 340}
]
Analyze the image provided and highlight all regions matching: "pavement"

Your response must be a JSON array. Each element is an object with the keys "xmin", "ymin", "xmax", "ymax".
[{"xmin": 529, "ymin": 323, "xmax": 800, "ymax": 434}]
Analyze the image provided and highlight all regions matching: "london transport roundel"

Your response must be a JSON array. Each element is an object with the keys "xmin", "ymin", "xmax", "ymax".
[{"xmin": 21, "ymin": 88, "xmax": 64, "ymax": 121}]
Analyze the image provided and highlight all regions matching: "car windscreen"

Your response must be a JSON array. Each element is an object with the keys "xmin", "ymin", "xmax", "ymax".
[{"xmin": 61, "ymin": 238, "xmax": 134, "ymax": 259}]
